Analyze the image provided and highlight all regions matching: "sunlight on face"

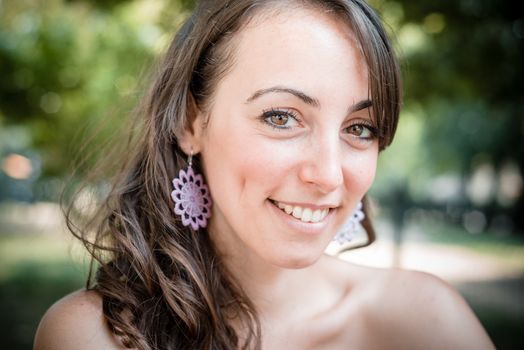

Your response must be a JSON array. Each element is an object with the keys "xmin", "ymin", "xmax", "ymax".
[{"xmin": 196, "ymin": 6, "xmax": 378, "ymax": 268}]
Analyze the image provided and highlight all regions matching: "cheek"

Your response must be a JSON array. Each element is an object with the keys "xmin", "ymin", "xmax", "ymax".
[
  {"xmin": 344, "ymin": 148, "xmax": 378, "ymax": 196},
  {"xmin": 229, "ymin": 139, "xmax": 298, "ymax": 199},
  {"xmin": 202, "ymin": 124, "xmax": 297, "ymax": 207}
]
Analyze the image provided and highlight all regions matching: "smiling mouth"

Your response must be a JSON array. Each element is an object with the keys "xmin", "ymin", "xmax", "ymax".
[{"xmin": 269, "ymin": 199, "xmax": 331, "ymax": 223}]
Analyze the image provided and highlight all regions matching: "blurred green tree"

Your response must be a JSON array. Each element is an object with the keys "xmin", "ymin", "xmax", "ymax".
[
  {"xmin": 0, "ymin": 0, "xmax": 191, "ymax": 179},
  {"xmin": 372, "ymin": 0, "xmax": 523, "ymax": 232}
]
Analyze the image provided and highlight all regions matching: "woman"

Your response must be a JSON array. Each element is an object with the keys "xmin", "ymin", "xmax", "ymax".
[{"xmin": 34, "ymin": 0, "xmax": 495, "ymax": 349}]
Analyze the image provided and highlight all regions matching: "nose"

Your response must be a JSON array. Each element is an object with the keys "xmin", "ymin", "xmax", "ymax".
[{"xmin": 298, "ymin": 136, "xmax": 344, "ymax": 193}]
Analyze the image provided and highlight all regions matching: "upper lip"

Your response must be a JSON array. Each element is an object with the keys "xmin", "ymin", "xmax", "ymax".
[{"xmin": 270, "ymin": 199, "xmax": 338, "ymax": 210}]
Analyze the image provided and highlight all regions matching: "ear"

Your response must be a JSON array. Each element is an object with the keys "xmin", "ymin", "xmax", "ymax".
[{"xmin": 178, "ymin": 111, "xmax": 206, "ymax": 156}]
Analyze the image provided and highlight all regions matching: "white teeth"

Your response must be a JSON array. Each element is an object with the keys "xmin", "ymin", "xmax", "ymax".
[
  {"xmin": 292, "ymin": 206, "xmax": 302, "ymax": 219},
  {"xmin": 273, "ymin": 201, "xmax": 330, "ymax": 223},
  {"xmin": 301, "ymin": 208, "xmax": 312, "ymax": 222},
  {"xmin": 311, "ymin": 209, "xmax": 322, "ymax": 223}
]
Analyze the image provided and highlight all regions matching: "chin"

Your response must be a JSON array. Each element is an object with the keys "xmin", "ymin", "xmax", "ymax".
[{"xmin": 271, "ymin": 249, "xmax": 323, "ymax": 270}]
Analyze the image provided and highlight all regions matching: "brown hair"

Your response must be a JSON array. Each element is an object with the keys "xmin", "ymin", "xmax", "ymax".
[{"xmin": 65, "ymin": 0, "xmax": 401, "ymax": 349}]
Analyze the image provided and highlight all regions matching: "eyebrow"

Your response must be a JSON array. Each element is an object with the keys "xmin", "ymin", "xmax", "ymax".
[
  {"xmin": 349, "ymin": 99, "xmax": 373, "ymax": 114},
  {"xmin": 245, "ymin": 85, "xmax": 372, "ymax": 114},
  {"xmin": 246, "ymin": 86, "xmax": 320, "ymax": 107}
]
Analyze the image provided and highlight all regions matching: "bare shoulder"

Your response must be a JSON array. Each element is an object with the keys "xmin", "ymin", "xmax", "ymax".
[
  {"xmin": 362, "ymin": 268, "xmax": 496, "ymax": 350},
  {"xmin": 317, "ymin": 257, "xmax": 495, "ymax": 349},
  {"xmin": 34, "ymin": 289, "xmax": 126, "ymax": 350}
]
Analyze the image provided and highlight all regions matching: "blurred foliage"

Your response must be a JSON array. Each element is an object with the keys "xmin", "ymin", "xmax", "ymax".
[
  {"xmin": 0, "ymin": 0, "xmax": 190, "ymax": 178},
  {"xmin": 369, "ymin": 0, "xmax": 524, "ymax": 232},
  {"xmin": 0, "ymin": 0, "xmax": 523, "ymax": 230},
  {"xmin": 387, "ymin": 0, "xmax": 522, "ymax": 178}
]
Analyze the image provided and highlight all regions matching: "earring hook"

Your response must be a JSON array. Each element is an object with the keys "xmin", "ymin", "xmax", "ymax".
[{"xmin": 188, "ymin": 148, "xmax": 193, "ymax": 167}]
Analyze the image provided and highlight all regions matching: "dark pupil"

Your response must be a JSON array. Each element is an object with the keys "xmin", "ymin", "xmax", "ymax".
[
  {"xmin": 271, "ymin": 114, "xmax": 288, "ymax": 126},
  {"xmin": 351, "ymin": 125, "xmax": 363, "ymax": 135}
]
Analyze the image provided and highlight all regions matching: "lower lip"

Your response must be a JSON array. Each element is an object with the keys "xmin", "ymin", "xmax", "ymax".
[{"xmin": 266, "ymin": 200, "xmax": 335, "ymax": 236}]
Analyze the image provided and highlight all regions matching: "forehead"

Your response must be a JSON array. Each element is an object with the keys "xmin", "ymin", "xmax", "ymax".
[{"xmin": 216, "ymin": 6, "xmax": 369, "ymax": 106}]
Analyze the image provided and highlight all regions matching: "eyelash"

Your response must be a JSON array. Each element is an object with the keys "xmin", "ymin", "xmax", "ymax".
[
  {"xmin": 260, "ymin": 108, "xmax": 300, "ymax": 130},
  {"xmin": 344, "ymin": 121, "xmax": 379, "ymax": 141},
  {"xmin": 259, "ymin": 108, "xmax": 379, "ymax": 141}
]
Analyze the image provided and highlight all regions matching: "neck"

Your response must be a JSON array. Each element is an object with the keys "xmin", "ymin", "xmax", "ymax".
[{"xmin": 208, "ymin": 225, "xmax": 314, "ymax": 319}]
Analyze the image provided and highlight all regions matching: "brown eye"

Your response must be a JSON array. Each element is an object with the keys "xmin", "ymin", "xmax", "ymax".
[
  {"xmin": 261, "ymin": 109, "xmax": 299, "ymax": 130},
  {"xmin": 270, "ymin": 113, "xmax": 289, "ymax": 126},
  {"xmin": 348, "ymin": 124, "xmax": 364, "ymax": 136},
  {"xmin": 344, "ymin": 123, "xmax": 375, "ymax": 140}
]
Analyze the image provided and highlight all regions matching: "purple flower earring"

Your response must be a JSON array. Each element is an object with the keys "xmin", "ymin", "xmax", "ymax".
[
  {"xmin": 171, "ymin": 151, "xmax": 212, "ymax": 230},
  {"xmin": 333, "ymin": 201, "xmax": 364, "ymax": 244}
]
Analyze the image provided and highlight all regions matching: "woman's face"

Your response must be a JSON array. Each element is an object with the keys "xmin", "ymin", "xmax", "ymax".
[{"xmin": 191, "ymin": 7, "xmax": 378, "ymax": 268}]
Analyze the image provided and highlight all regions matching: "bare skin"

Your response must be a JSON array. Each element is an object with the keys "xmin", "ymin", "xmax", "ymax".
[
  {"xmin": 34, "ymin": 5, "xmax": 495, "ymax": 350},
  {"xmin": 255, "ymin": 256, "xmax": 495, "ymax": 350}
]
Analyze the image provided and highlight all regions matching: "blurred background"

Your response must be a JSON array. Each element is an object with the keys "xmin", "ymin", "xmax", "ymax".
[{"xmin": 0, "ymin": 0, "xmax": 522, "ymax": 348}]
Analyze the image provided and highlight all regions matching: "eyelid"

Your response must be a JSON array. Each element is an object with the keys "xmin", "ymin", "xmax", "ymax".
[
  {"xmin": 260, "ymin": 108, "xmax": 301, "ymax": 130},
  {"xmin": 262, "ymin": 107, "xmax": 299, "ymax": 118},
  {"xmin": 345, "ymin": 118, "xmax": 376, "ymax": 130},
  {"xmin": 344, "ymin": 119, "xmax": 379, "ymax": 139}
]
